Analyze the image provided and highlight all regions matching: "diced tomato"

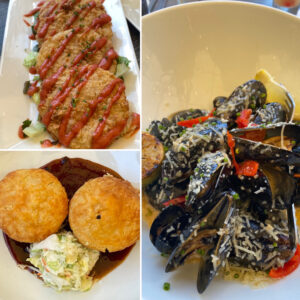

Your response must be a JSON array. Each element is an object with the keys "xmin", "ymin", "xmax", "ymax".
[
  {"xmin": 18, "ymin": 125, "xmax": 25, "ymax": 139},
  {"xmin": 227, "ymin": 131, "xmax": 259, "ymax": 176},
  {"xmin": 236, "ymin": 109, "xmax": 252, "ymax": 128},
  {"xmin": 269, "ymin": 244, "xmax": 300, "ymax": 278},
  {"xmin": 40, "ymin": 139, "xmax": 54, "ymax": 148},
  {"xmin": 236, "ymin": 160, "xmax": 259, "ymax": 177},
  {"xmin": 163, "ymin": 195, "xmax": 186, "ymax": 207}
]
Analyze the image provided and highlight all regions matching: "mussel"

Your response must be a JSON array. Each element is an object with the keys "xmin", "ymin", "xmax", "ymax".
[
  {"xmin": 149, "ymin": 205, "xmax": 192, "ymax": 254},
  {"xmin": 253, "ymin": 102, "xmax": 287, "ymax": 125},
  {"xmin": 170, "ymin": 109, "xmax": 207, "ymax": 123},
  {"xmin": 215, "ymin": 80, "xmax": 267, "ymax": 124},
  {"xmin": 165, "ymin": 191, "xmax": 236, "ymax": 293},
  {"xmin": 213, "ymin": 96, "xmax": 227, "ymax": 109},
  {"xmin": 231, "ymin": 123, "xmax": 300, "ymax": 169},
  {"xmin": 230, "ymin": 212, "xmax": 293, "ymax": 271},
  {"xmin": 162, "ymin": 119, "xmax": 227, "ymax": 183},
  {"xmin": 230, "ymin": 164, "xmax": 297, "ymax": 211},
  {"xmin": 186, "ymin": 151, "xmax": 231, "ymax": 212},
  {"xmin": 147, "ymin": 119, "xmax": 184, "ymax": 148}
]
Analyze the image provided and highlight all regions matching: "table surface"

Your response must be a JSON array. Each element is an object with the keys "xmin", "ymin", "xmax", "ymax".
[{"xmin": 0, "ymin": 0, "xmax": 140, "ymax": 65}]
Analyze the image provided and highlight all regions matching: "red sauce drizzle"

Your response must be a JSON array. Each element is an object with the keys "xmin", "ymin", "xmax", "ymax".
[
  {"xmin": 29, "ymin": 34, "xmax": 36, "ymax": 40},
  {"xmin": 42, "ymin": 65, "xmax": 92, "ymax": 126},
  {"xmin": 40, "ymin": 66, "xmax": 65, "ymax": 103},
  {"xmin": 64, "ymin": 1, "xmax": 96, "ymax": 30},
  {"xmin": 39, "ymin": 28, "xmax": 80, "ymax": 79},
  {"xmin": 99, "ymin": 48, "xmax": 118, "ymax": 70},
  {"xmin": 23, "ymin": 19, "xmax": 31, "ymax": 27},
  {"xmin": 72, "ymin": 37, "xmax": 107, "ymax": 66},
  {"xmin": 59, "ymin": 78, "xmax": 124, "ymax": 147},
  {"xmin": 37, "ymin": 1, "xmax": 46, "ymax": 7},
  {"xmin": 37, "ymin": 3, "xmax": 58, "ymax": 38},
  {"xmin": 92, "ymin": 119, "xmax": 127, "ymax": 149},
  {"xmin": 83, "ymin": 14, "xmax": 111, "ymax": 35},
  {"xmin": 27, "ymin": 81, "xmax": 39, "ymax": 97},
  {"xmin": 24, "ymin": 7, "xmax": 41, "ymax": 17},
  {"xmin": 34, "ymin": 18, "xmax": 40, "ymax": 32},
  {"xmin": 91, "ymin": 79, "xmax": 125, "ymax": 148}
]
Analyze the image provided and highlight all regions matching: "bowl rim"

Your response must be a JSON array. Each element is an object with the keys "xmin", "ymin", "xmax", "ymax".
[{"xmin": 142, "ymin": 0, "xmax": 300, "ymax": 23}]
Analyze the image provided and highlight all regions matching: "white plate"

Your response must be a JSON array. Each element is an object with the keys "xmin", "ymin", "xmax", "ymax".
[
  {"xmin": 0, "ymin": 150, "xmax": 140, "ymax": 300},
  {"xmin": 142, "ymin": 1, "xmax": 300, "ymax": 130},
  {"xmin": 142, "ymin": 2, "xmax": 300, "ymax": 300},
  {"xmin": 0, "ymin": 0, "xmax": 140, "ymax": 149},
  {"xmin": 122, "ymin": 0, "xmax": 140, "ymax": 30}
]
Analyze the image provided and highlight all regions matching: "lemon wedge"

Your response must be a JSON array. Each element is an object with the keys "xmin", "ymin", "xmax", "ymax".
[
  {"xmin": 255, "ymin": 69, "xmax": 288, "ymax": 106},
  {"xmin": 255, "ymin": 69, "xmax": 299, "ymax": 121}
]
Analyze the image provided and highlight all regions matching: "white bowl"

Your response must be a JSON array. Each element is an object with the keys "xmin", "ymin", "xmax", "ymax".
[
  {"xmin": 142, "ymin": 0, "xmax": 300, "ymax": 129},
  {"xmin": 0, "ymin": 151, "xmax": 140, "ymax": 300},
  {"xmin": 142, "ymin": 2, "xmax": 300, "ymax": 300}
]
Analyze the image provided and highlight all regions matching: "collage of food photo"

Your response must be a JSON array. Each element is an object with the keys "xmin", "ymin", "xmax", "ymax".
[{"xmin": 0, "ymin": 0, "xmax": 300, "ymax": 300}]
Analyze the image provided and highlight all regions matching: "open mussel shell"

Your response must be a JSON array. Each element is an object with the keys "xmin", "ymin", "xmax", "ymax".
[
  {"xmin": 231, "ymin": 124, "xmax": 300, "ymax": 168},
  {"xmin": 149, "ymin": 205, "xmax": 191, "ymax": 254},
  {"xmin": 186, "ymin": 151, "xmax": 232, "ymax": 213},
  {"xmin": 168, "ymin": 109, "xmax": 208, "ymax": 123},
  {"xmin": 165, "ymin": 191, "xmax": 235, "ymax": 293},
  {"xmin": 230, "ymin": 164, "xmax": 297, "ymax": 211},
  {"xmin": 146, "ymin": 176, "xmax": 189, "ymax": 210}
]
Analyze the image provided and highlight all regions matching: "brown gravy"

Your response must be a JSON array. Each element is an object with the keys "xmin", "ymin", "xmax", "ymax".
[{"xmin": 3, "ymin": 156, "xmax": 133, "ymax": 282}]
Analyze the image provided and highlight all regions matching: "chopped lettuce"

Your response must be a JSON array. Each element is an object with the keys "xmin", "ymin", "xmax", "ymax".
[
  {"xmin": 115, "ymin": 56, "xmax": 130, "ymax": 78},
  {"xmin": 22, "ymin": 121, "xmax": 45, "ymax": 138},
  {"xmin": 23, "ymin": 51, "xmax": 38, "ymax": 68},
  {"xmin": 27, "ymin": 231, "xmax": 99, "ymax": 292},
  {"xmin": 32, "ymin": 92, "xmax": 40, "ymax": 105}
]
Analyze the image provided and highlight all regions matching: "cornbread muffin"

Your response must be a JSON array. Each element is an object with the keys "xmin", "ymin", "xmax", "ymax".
[
  {"xmin": 0, "ymin": 169, "xmax": 68, "ymax": 243},
  {"xmin": 69, "ymin": 175, "xmax": 139, "ymax": 252}
]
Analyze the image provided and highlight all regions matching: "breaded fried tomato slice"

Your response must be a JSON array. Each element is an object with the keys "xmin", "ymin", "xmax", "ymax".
[{"xmin": 38, "ymin": 66, "xmax": 129, "ymax": 149}]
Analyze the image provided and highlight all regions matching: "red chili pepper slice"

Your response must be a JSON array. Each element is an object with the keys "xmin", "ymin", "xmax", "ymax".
[
  {"xmin": 236, "ymin": 160, "xmax": 259, "ymax": 177},
  {"xmin": 163, "ymin": 195, "xmax": 186, "ymax": 207},
  {"xmin": 177, "ymin": 109, "xmax": 216, "ymax": 127},
  {"xmin": 269, "ymin": 244, "xmax": 300, "ymax": 278},
  {"xmin": 236, "ymin": 109, "xmax": 252, "ymax": 128}
]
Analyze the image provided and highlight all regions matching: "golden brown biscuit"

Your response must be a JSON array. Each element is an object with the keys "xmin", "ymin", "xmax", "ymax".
[
  {"xmin": 69, "ymin": 175, "xmax": 140, "ymax": 252},
  {"xmin": 0, "ymin": 169, "xmax": 68, "ymax": 243}
]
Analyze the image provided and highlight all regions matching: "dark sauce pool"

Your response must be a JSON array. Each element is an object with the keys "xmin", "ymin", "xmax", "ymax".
[{"xmin": 3, "ymin": 156, "xmax": 134, "ymax": 282}]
